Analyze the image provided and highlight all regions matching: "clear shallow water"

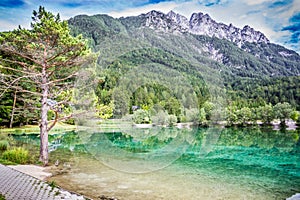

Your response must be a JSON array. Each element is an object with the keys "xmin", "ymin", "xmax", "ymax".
[{"xmin": 13, "ymin": 126, "xmax": 300, "ymax": 199}]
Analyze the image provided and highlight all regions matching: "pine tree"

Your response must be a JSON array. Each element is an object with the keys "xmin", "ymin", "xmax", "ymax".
[{"xmin": 0, "ymin": 6, "xmax": 91, "ymax": 165}]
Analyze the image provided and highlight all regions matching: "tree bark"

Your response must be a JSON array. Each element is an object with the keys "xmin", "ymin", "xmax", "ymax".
[
  {"xmin": 40, "ymin": 65, "xmax": 49, "ymax": 166},
  {"xmin": 9, "ymin": 88, "xmax": 17, "ymax": 128}
]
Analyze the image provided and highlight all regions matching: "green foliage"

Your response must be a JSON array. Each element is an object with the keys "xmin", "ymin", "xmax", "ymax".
[
  {"xmin": 96, "ymin": 102, "xmax": 114, "ymax": 120},
  {"xmin": 237, "ymin": 107, "xmax": 252, "ymax": 126},
  {"xmin": 257, "ymin": 104, "xmax": 274, "ymax": 124},
  {"xmin": 113, "ymin": 89, "xmax": 130, "ymax": 117},
  {"xmin": 0, "ymin": 140, "xmax": 9, "ymax": 151},
  {"xmin": 0, "ymin": 6, "xmax": 91, "ymax": 129},
  {"xmin": 274, "ymin": 102, "xmax": 293, "ymax": 124},
  {"xmin": 151, "ymin": 110, "xmax": 168, "ymax": 125},
  {"xmin": 290, "ymin": 110, "xmax": 299, "ymax": 122},
  {"xmin": 47, "ymin": 180, "xmax": 57, "ymax": 188},
  {"xmin": 228, "ymin": 76, "xmax": 300, "ymax": 110},
  {"xmin": 199, "ymin": 108, "xmax": 207, "ymax": 125},
  {"xmin": 2, "ymin": 147, "xmax": 29, "ymax": 164},
  {"xmin": 0, "ymin": 158, "xmax": 17, "ymax": 165},
  {"xmin": 185, "ymin": 108, "xmax": 200, "ymax": 124},
  {"xmin": 167, "ymin": 114, "xmax": 177, "ymax": 126},
  {"xmin": 202, "ymin": 102, "xmax": 214, "ymax": 120},
  {"xmin": 1, "ymin": 11, "xmax": 300, "ymax": 128},
  {"xmin": 0, "ymin": 95, "xmax": 12, "ymax": 126},
  {"xmin": 225, "ymin": 107, "xmax": 238, "ymax": 126},
  {"xmin": 0, "ymin": 193, "xmax": 5, "ymax": 200},
  {"xmin": 224, "ymin": 102, "xmax": 297, "ymax": 126},
  {"xmin": 133, "ymin": 109, "xmax": 151, "ymax": 124},
  {"xmin": 163, "ymin": 97, "xmax": 182, "ymax": 117}
]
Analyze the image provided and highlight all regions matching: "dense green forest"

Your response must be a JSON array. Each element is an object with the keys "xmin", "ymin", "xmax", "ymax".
[{"xmin": 1, "ymin": 13, "xmax": 299, "ymax": 127}]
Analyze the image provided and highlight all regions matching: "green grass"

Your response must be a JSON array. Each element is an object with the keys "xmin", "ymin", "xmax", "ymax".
[
  {"xmin": 0, "ymin": 122, "xmax": 76, "ymax": 135},
  {"xmin": 0, "ymin": 140, "xmax": 9, "ymax": 151},
  {"xmin": 0, "ymin": 158, "xmax": 17, "ymax": 165},
  {"xmin": 47, "ymin": 181, "xmax": 57, "ymax": 188}
]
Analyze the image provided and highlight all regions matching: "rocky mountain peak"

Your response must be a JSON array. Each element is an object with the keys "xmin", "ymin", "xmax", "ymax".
[
  {"xmin": 142, "ymin": 10, "xmax": 270, "ymax": 46},
  {"xmin": 190, "ymin": 12, "xmax": 213, "ymax": 23},
  {"xmin": 144, "ymin": 10, "xmax": 189, "ymax": 33}
]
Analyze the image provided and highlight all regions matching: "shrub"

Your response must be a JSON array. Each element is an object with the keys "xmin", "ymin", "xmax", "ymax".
[
  {"xmin": 133, "ymin": 109, "xmax": 151, "ymax": 124},
  {"xmin": 151, "ymin": 110, "xmax": 168, "ymax": 125},
  {"xmin": 168, "ymin": 115, "xmax": 177, "ymax": 126},
  {"xmin": 0, "ymin": 193, "xmax": 5, "ymax": 200},
  {"xmin": 2, "ymin": 147, "xmax": 29, "ymax": 164},
  {"xmin": 185, "ymin": 108, "xmax": 200, "ymax": 123},
  {"xmin": 0, "ymin": 140, "xmax": 9, "ymax": 151}
]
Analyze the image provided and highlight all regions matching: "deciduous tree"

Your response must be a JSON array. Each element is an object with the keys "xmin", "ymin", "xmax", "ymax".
[{"xmin": 274, "ymin": 102, "xmax": 293, "ymax": 125}]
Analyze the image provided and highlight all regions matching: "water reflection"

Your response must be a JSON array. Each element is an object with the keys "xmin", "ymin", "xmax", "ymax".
[
  {"xmin": 11, "ymin": 127, "xmax": 300, "ymax": 156},
  {"xmin": 11, "ymin": 127, "xmax": 300, "ymax": 199},
  {"xmin": 81, "ymin": 127, "xmax": 197, "ymax": 173}
]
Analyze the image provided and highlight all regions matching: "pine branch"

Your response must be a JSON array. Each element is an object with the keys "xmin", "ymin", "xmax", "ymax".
[
  {"xmin": 46, "ymin": 72, "xmax": 78, "ymax": 85},
  {"xmin": 0, "ymin": 75, "xmax": 41, "ymax": 98},
  {"xmin": 0, "ymin": 60, "xmax": 41, "ymax": 75},
  {"xmin": 47, "ymin": 110, "xmax": 59, "ymax": 132},
  {"xmin": 0, "ymin": 46, "xmax": 43, "ymax": 66}
]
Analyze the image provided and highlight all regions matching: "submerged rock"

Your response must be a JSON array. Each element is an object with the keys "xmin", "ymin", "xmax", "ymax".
[{"xmin": 98, "ymin": 195, "xmax": 119, "ymax": 200}]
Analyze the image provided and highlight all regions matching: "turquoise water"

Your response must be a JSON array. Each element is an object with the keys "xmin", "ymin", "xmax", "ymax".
[{"xmin": 13, "ymin": 126, "xmax": 300, "ymax": 199}]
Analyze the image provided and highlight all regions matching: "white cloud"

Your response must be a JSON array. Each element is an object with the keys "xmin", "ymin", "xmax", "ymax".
[
  {"xmin": 108, "ymin": 1, "xmax": 178, "ymax": 18},
  {"xmin": 0, "ymin": 20, "xmax": 20, "ymax": 31},
  {"xmin": 281, "ymin": 0, "xmax": 300, "ymax": 20},
  {"xmin": 242, "ymin": 0, "xmax": 272, "ymax": 6},
  {"xmin": 0, "ymin": 0, "xmax": 298, "ymax": 53},
  {"xmin": 173, "ymin": 1, "xmax": 267, "ymax": 30}
]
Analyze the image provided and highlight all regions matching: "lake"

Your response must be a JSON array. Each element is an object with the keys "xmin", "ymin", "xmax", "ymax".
[{"xmin": 13, "ymin": 126, "xmax": 300, "ymax": 199}]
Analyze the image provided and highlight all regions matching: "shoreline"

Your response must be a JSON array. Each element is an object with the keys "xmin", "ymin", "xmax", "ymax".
[
  {"xmin": 8, "ymin": 164, "xmax": 118, "ymax": 200},
  {"xmin": 6, "ymin": 164, "xmax": 299, "ymax": 200},
  {"xmin": 0, "ymin": 164, "xmax": 88, "ymax": 200},
  {"xmin": 8, "ymin": 164, "xmax": 52, "ymax": 181}
]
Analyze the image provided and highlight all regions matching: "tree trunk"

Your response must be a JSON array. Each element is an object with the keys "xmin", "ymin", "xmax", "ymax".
[
  {"xmin": 9, "ymin": 88, "xmax": 17, "ymax": 128},
  {"xmin": 40, "ymin": 66, "xmax": 49, "ymax": 166}
]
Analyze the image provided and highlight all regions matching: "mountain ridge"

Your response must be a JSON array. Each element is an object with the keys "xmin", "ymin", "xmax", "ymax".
[
  {"xmin": 140, "ymin": 10, "xmax": 270, "ymax": 47},
  {"xmin": 68, "ymin": 10, "xmax": 300, "ymax": 77},
  {"xmin": 66, "ymin": 10, "xmax": 300, "ymax": 109}
]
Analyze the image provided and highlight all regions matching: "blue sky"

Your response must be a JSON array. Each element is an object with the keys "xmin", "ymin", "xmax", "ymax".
[{"xmin": 0, "ymin": 0, "xmax": 299, "ymax": 53}]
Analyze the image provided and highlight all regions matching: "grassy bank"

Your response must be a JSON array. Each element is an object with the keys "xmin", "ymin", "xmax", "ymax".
[{"xmin": 0, "ymin": 122, "xmax": 76, "ymax": 135}]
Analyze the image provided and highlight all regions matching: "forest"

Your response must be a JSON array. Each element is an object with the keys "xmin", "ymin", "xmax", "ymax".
[{"xmin": 0, "ymin": 11, "xmax": 300, "ymax": 128}]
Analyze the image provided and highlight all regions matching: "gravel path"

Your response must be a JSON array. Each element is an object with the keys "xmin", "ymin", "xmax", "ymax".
[{"xmin": 0, "ymin": 164, "xmax": 88, "ymax": 200}]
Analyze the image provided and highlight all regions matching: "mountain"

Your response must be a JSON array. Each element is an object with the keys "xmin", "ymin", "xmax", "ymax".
[
  {"xmin": 69, "ymin": 10, "xmax": 300, "ymax": 77},
  {"xmin": 142, "ymin": 10, "xmax": 269, "ymax": 46},
  {"xmin": 68, "ymin": 10, "xmax": 300, "ymax": 109}
]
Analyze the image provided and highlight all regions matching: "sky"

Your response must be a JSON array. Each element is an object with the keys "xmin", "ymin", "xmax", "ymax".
[{"xmin": 0, "ymin": 0, "xmax": 299, "ymax": 53}]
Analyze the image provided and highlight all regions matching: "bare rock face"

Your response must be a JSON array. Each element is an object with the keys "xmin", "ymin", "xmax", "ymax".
[
  {"xmin": 142, "ymin": 10, "xmax": 270, "ymax": 46},
  {"xmin": 144, "ymin": 10, "xmax": 189, "ymax": 34}
]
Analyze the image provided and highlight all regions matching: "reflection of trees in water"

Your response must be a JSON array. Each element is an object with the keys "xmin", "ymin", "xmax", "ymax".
[
  {"xmin": 99, "ymin": 127, "xmax": 198, "ymax": 153},
  {"xmin": 11, "ymin": 127, "xmax": 300, "ymax": 158},
  {"xmin": 88, "ymin": 126, "xmax": 300, "ymax": 165},
  {"xmin": 217, "ymin": 127, "xmax": 299, "ymax": 150}
]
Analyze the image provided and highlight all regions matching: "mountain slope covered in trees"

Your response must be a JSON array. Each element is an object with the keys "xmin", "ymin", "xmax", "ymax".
[
  {"xmin": 68, "ymin": 11, "xmax": 300, "ymax": 110},
  {"xmin": 1, "ymin": 10, "xmax": 299, "ymax": 127}
]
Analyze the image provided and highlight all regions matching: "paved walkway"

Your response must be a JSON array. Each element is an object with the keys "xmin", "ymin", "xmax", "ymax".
[{"xmin": 0, "ymin": 164, "xmax": 88, "ymax": 200}]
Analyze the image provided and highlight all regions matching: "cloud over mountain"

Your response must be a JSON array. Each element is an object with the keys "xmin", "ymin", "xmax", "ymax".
[{"xmin": 0, "ymin": 0, "xmax": 299, "ymax": 53}]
